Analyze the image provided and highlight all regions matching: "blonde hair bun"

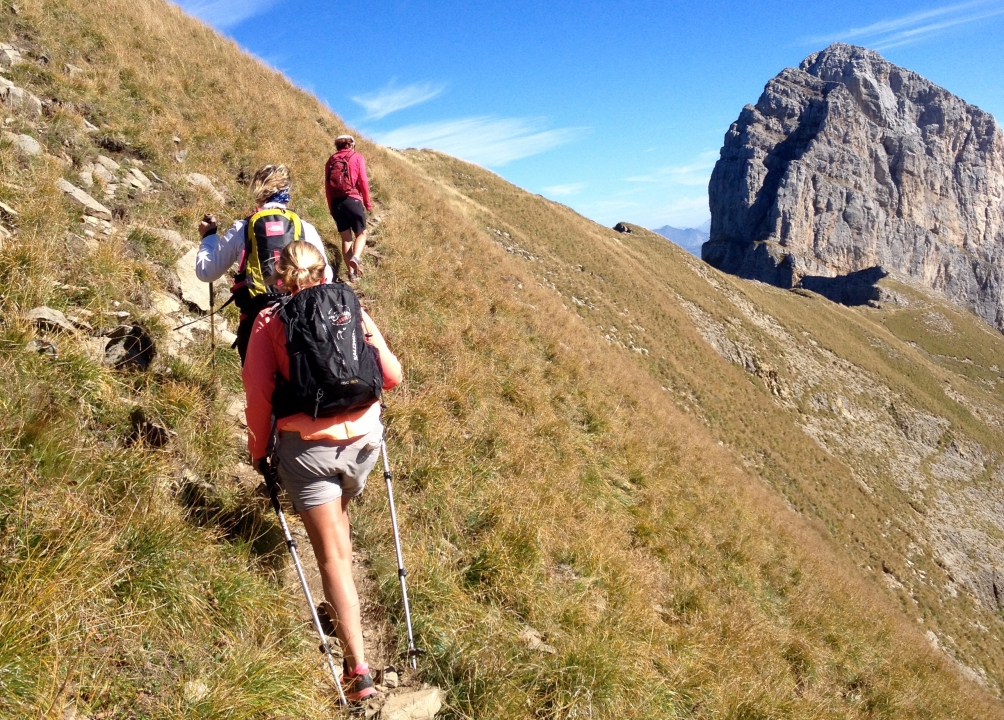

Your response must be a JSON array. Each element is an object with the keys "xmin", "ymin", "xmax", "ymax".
[{"xmin": 276, "ymin": 241, "xmax": 326, "ymax": 293}]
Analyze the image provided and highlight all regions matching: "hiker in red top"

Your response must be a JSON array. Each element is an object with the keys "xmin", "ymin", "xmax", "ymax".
[
  {"xmin": 244, "ymin": 241, "xmax": 401, "ymax": 704},
  {"xmin": 324, "ymin": 135, "xmax": 372, "ymax": 282}
]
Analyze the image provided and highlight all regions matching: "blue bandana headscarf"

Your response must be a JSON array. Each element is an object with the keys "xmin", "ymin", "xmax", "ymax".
[{"xmin": 267, "ymin": 188, "xmax": 291, "ymax": 205}]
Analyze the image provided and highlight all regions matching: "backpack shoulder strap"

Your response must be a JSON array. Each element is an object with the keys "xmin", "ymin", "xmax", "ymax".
[
  {"xmin": 248, "ymin": 206, "xmax": 289, "ymax": 223},
  {"xmin": 285, "ymin": 209, "xmax": 304, "ymax": 241},
  {"xmin": 239, "ymin": 211, "xmax": 260, "ymax": 271}
]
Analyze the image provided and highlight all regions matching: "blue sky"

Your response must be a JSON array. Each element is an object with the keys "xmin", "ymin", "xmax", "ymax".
[{"xmin": 176, "ymin": 0, "xmax": 1004, "ymax": 230}]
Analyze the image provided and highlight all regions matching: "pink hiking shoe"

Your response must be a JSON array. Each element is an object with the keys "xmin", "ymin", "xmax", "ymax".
[{"xmin": 344, "ymin": 662, "xmax": 377, "ymax": 703}]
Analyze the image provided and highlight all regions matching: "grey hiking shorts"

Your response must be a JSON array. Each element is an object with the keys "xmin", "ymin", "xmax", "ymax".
[{"xmin": 276, "ymin": 425, "xmax": 383, "ymax": 512}]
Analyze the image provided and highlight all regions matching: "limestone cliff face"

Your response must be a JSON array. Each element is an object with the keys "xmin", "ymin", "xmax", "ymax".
[{"xmin": 704, "ymin": 43, "xmax": 1004, "ymax": 328}]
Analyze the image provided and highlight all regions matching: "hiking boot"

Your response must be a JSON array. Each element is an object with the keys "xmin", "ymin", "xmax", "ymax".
[
  {"xmin": 343, "ymin": 662, "xmax": 378, "ymax": 703},
  {"xmin": 347, "ymin": 256, "xmax": 362, "ymax": 281}
]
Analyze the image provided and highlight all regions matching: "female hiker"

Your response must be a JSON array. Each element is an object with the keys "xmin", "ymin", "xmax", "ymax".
[
  {"xmin": 195, "ymin": 164, "xmax": 333, "ymax": 363},
  {"xmin": 242, "ymin": 241, "xmax": 401, "ymax": 703},
  {"xmin": 324, "ymin": 135, "xmax": 373, "ymax": 281}
]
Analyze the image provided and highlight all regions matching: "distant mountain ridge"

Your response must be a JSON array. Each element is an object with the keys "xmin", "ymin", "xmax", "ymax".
[{"xmin": 653, "ymin": 218, "xmax": 710, "ymax": 255}]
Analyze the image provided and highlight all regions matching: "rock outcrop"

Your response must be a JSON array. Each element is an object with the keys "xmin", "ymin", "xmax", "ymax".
[
  {"xmin": 4, "ymin": 131, "xmax": 41, "ymax": 155},
  {"xmin": 175, "ymin": 245, "xmax": 211, "ymax": 312},
  {"xmin": 705, "ymin": 43, "xmax": 1004, "ymax": 328},
  {"xmin": 56, "ymin": 178, "xmax": 112, "ymax": 219},
  {"xmin": 381, "ymin": 687, "xmax": 443, "ymax": 720},
  {"xmin": 0, "ymin": 73, "xmax": 42, "ymax": 117}
]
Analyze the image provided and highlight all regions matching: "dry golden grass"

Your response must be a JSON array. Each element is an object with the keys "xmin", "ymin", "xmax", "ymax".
[
  {"xmin": 402, "ymin": 149, "xmax": 1004, "ymax": 708},
  {"xmin": 0, "ymin": 0, "xmax": 1002, "ymax": 718}
]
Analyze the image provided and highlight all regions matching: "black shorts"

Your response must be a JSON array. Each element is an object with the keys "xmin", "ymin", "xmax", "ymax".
[{"xmin": 329, "ymin": 196, "xmax": 367, "ymax": 234}]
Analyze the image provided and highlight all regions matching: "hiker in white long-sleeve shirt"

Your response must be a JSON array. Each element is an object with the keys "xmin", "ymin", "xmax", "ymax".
[{"xmin": 195, "ymin": 164, "xmax": 333, "ymax": 363}]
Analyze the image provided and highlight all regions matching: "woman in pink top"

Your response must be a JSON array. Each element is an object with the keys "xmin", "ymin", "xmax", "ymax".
[
  {"xmin": 243, "ymin": 241, "xmax": 401, "ymax": 703},
  {"xmin": 324, "ymin": 135, "xmax": 373, "ymax": 281}
]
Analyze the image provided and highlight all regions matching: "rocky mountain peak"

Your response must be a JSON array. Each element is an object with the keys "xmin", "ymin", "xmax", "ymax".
[{"xmin": 704, "ymin": 44, "xmax": 1004, "ymax": 327}]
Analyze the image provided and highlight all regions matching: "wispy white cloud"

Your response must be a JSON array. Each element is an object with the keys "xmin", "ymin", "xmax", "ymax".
[
  {"xmin": 804, "ymin": 1, "xmax": 1004, "ymax": 51},
  {"xmin": 542, "ymin": 182, "xmax": 586, "ymax": 196},
  {"xmin": 373, "ymin": 117, "xmax": 591, "ymax": 167},
  {"xmin": 649, "ymin": 196, "xmax": 713, "ymax": 221},
  {"xmin": 624, "ymin": 151, "xmax": 718, "ymax": 186},
  {"xmin": 175, "ymin": 0, "xmax": 279, "ymax": 29},
  {"xmin": 352, "ymin": 80, "xmax": 446, "ymax": 120}
]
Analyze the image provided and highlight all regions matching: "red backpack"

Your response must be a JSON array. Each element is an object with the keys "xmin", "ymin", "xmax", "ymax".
[{"xmin": 326, "ymin": 151, "xmax": 356, "ymax": 198}]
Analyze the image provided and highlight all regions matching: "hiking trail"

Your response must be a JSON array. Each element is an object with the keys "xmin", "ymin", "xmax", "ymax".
[{"xmin": 226, "ymin": 384, "xmax": 443, "ymax": 719}]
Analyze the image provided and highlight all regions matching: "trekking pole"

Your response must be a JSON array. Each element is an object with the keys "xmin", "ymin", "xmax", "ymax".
[
  {"xmin": 380, "ymin": 439, "xmax": 425, "ymax": 669},
  {"xmin": 208, "ymin": 281, "xmax": 216, "ymax": 371},
  {"xmin": 264, "ymin": 436, "xmax": 349, "ymax": 708},
  {"xmin": 172, "ymin": 294, "xmax": 236, "ymax": 332}
]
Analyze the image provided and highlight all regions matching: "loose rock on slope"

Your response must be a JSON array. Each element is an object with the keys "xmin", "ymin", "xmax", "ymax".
[
  {"xmin": 26, "ymin": 306, "xmax": 77, "ymax": 333},
  {"xmin": 175, "ymin": 245, "xmax": 211, "ymax": 312},
  {"xmin": 3, "ymin": 131, "xmax": 41, "ymax": 155},
  {"xmin": 705, "ymin": 43, "xmax": 1004, "ymax": 328},
  {"xmin": 381, "ymin": 687, "xmax": 443, "ymax": 720},
  {"xmin": 185, "ymin": 173, "xmax": 225, "ymax": 204},
  {"xmin": 0, "ymin": 43, "xmax": 23, "ymax": 68},
  {"xmin": 0, "ymin": 82, "xmax": 42, "ymax": 117},
  {"xmin": 56, "ymin": 179, "xmax": 112, "ymax": 220}
]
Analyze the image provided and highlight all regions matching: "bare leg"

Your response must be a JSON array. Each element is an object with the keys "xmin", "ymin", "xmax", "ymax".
[
  {"xmin": 351, "ymin": 230, "xmax": 368, "ymax": 265},
  {"xmin": 300, "ymin": 497, "xmax": 365, "ymax": 669},
  {"xmin": 339, "ymin": 228, "xmax": 354, "ymax": 274}
]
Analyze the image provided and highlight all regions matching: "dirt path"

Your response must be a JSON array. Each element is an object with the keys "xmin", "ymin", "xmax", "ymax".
[
  {"xmin": 281, "ymin": 508, "xmax": 437, "ymax": 717},
  {"xmin": 225, "ymin": 337, "xmax": 442, "ymax": 718}
]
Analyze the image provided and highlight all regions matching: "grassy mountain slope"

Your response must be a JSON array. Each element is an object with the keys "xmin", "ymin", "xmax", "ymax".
[
  {"xmin": 403, "ymin": 149, "xmax": 1004, "ymax": 696},
  {"xmin": 1, "ymin": 0, "xmax": 1002, "ymax": 718}
]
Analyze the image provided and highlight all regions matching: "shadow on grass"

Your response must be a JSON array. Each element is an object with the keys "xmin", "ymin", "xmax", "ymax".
[
  {"xmin": 178, "ymin": 472, "xmax": 287, "ymax": 574},
  {"xmin": 797, "ymin": 266, "xmax": 888, "ymax": 306}
]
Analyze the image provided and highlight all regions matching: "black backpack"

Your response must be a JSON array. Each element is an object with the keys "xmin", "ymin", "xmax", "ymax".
[{"xmin": 272, "ymin": 283, "xmax": 384, "ymax": 420}]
